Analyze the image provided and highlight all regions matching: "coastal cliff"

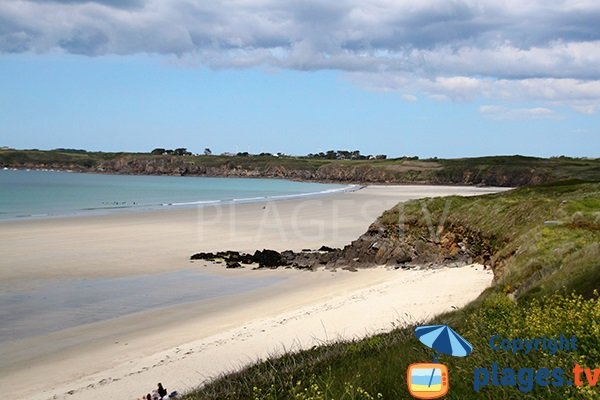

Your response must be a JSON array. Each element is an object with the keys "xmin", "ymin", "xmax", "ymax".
[{"xmin": 2, "ymin": 149, "xmax": 599, "ymax": 187}]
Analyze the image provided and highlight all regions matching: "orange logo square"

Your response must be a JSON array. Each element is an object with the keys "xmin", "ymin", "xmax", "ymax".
[{"xmin": 407, "ymin": 363, "xmax": 449, "ymax": 399}]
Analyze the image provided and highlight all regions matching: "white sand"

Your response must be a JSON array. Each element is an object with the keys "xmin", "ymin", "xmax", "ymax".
[{"xmin": 0, "ymin": 185, "xmax": 505, "ymax": 399}]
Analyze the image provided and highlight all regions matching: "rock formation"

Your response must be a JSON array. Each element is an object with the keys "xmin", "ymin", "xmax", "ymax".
[{"xmin": 191, "ymin": 213, "xmax": 494, "ymax": 271}]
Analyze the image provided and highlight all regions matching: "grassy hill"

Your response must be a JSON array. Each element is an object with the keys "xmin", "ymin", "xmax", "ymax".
[
  {"xmin": 1, "ymin": 149, "xmax": 600, "ymax": 186},
  {"xmin": 184, "ymin": 181, "xmax": 600, "ymax": 400}
]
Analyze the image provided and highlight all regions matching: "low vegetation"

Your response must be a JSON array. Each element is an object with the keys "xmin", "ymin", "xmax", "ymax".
[
  {"xmin": 186, "ymin": 293, "xmax": 599, "ymax": 400},
  {"xmin": 184, "ymin": 181, "xmax": 600, "ymax": 399},
  {"xmin": 0, "ymin": 148, "xmax": 130, "ymax": 169}
]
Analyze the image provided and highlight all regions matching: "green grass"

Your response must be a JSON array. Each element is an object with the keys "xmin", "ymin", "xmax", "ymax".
[
  {"xmin": 0, "ymin": 149, "xmax": 132, "ymax": 168},
  {"xmin": 185, "ymin": 293, "xmax": 599, "ymax": 400},
  {"xmin": 184, "ymin": 181, "xmax": 600, "ymax": 399},
  {"xmin": 439, "ymin": 156, "xmax": 600, "ymax": 183}
]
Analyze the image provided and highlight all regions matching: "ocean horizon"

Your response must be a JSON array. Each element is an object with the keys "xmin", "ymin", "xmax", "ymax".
[{"xmin": 0, "ymin": 169, "xmax": 352, "ymax": 221}]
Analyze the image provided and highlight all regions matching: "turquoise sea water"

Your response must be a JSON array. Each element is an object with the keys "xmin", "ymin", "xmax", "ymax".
[{"xmin": 0, "ymin": 169, "xmax": 350, "ymax": 220}]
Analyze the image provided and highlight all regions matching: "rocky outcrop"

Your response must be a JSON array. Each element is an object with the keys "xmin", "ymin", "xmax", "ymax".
[
  {"xmin": 190, "ymin": 249, "xmax": 342, "ymax": 270},
  {"xmin": 191, "ymin": 219, "xmax": 494, "ymax": 272},
  {"xmin": 334, "ymin": 219, "xmax": 494, "ymax": 270}
]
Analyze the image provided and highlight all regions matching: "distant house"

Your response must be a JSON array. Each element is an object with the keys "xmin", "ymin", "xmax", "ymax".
[{"xmin": 221, "ymin": 152, "xmax": 237, "ymax": 157}]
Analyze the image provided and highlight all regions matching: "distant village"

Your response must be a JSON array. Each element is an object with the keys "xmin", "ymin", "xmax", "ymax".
[{"xmin": 150, "ymin": 148, "xmax": 387, "ymax": 160}]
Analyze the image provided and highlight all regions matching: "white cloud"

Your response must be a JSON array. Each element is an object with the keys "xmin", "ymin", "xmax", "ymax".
[
  {"xmin": 479, "ymin": 105, "xmax": 558, "ymax": 120},
  {"xmin": 2, "ymin": 0, "xmax": 600, "ymax": 112},
  {"xmin": 351, "ymin": 73, "xmax": 600, "ymax": 113}
]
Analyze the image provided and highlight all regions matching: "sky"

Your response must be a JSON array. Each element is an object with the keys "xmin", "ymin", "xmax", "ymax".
[{"xmin": 0, "ymin": 0, "xmax": 599, "ymax": 158}]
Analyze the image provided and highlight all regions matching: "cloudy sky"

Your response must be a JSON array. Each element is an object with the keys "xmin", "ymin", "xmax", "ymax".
[{"xmin": 1, "ymin": 0, "xmax": 599, "ymax": 157}]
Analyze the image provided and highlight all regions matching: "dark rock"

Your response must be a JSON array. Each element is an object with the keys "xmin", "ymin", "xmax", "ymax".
[
  {"xmin": 294, "ymin": 264, "xmax": 314, "ymax": 270},
  {"xmin": 318, "ymin": 245, "xmax": 338, "ymax": 252},
  {"xmin": 253, "ymin": 249, "xmax": 287, "ymax": 268},
  {"xmin": 395, "ymin": 253, "xmax": 412, "ymax": 264},
  {"xmin": 388, "ymin": 247, "xmax": 412, "ymax": 265},
  {"xmin": 190, "ymin": 252, "xmax": 216, "ymax": 260},
  {"xmin": 281, "ymin": 250, "xmax": 297, "ymax": 263},
  {"xmin": 215, "ymin": 250, "xmax": 237, "ymax": 260},
  {"xmin": 222, "ymin": 252, "xmax": 250, "ymax": 264},
  {"xmin": 226, "ymin": 261, "xmax": 242, "ymax": 269},
  {"xmin": 238, "ymin": 254, "xmax": 255, "ymax": 264}
]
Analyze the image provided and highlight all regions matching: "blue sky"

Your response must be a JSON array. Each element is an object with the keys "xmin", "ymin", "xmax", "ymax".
[{"xmin": 1, "ymin": 1, "xmax": 599, "ymax": 158}]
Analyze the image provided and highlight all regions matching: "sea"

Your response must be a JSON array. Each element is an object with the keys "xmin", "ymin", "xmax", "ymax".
[{"xmin": 0, "ymin": 169, "xmax": 352, "ymax": 220}]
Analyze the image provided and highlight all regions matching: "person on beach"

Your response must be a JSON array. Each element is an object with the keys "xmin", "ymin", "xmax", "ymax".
[{"xmin": 157, "ymin": 383, "xmax": 168, "ymax": 399}]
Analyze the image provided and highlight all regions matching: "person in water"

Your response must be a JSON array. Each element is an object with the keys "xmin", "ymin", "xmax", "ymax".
[{"xmin": 157, "ymin": 383, "xmax": 168, "ymax": 399}]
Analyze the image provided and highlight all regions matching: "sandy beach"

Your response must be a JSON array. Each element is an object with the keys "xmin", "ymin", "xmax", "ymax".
[{"xmin": 0, "ymin": 185, "xmax": 505, "ymax": 399}]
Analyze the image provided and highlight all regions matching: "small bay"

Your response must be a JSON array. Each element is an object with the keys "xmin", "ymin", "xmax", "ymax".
[{"xmin": 0, "ymin": 169, "xmax": 349, "ymax": 220}]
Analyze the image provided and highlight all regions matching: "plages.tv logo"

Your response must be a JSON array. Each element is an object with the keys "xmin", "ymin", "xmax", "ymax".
[{"xmin": 407, "ymin": 325, "xmax": 473, "ymax": 399}]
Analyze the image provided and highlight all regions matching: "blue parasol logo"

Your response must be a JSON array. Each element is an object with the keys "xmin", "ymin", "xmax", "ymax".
[
  {"xmin": 415, "ymin": 324, "xmax": 473, "ymax": 359},
  {"xmin": 407, "ymin": 325, "xmax": 473, "ymax": 399}
]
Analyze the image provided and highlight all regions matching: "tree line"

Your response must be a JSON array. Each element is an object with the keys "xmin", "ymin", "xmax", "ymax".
[
  {"xmin": 149, "ymin": 148, "xmax": 387, "ymax": 160},
  {"xmin": 150, "ymin": 148, "xmax": 206, "ymax": 156}
]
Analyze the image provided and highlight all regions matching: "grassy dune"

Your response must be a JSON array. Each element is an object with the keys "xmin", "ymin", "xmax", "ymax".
[{"xmin": 185, "ymin": 181, "xmax": 600, "ymax": 400}]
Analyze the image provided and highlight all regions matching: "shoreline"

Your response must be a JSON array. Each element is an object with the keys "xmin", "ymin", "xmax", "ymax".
[
  {"xmin": 0, "ymin": 184, "xmax": 507, "ymax": 399},
  {"xmin": 0, "ymin": 169, "xmax": 361, "ymax": 222}
]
